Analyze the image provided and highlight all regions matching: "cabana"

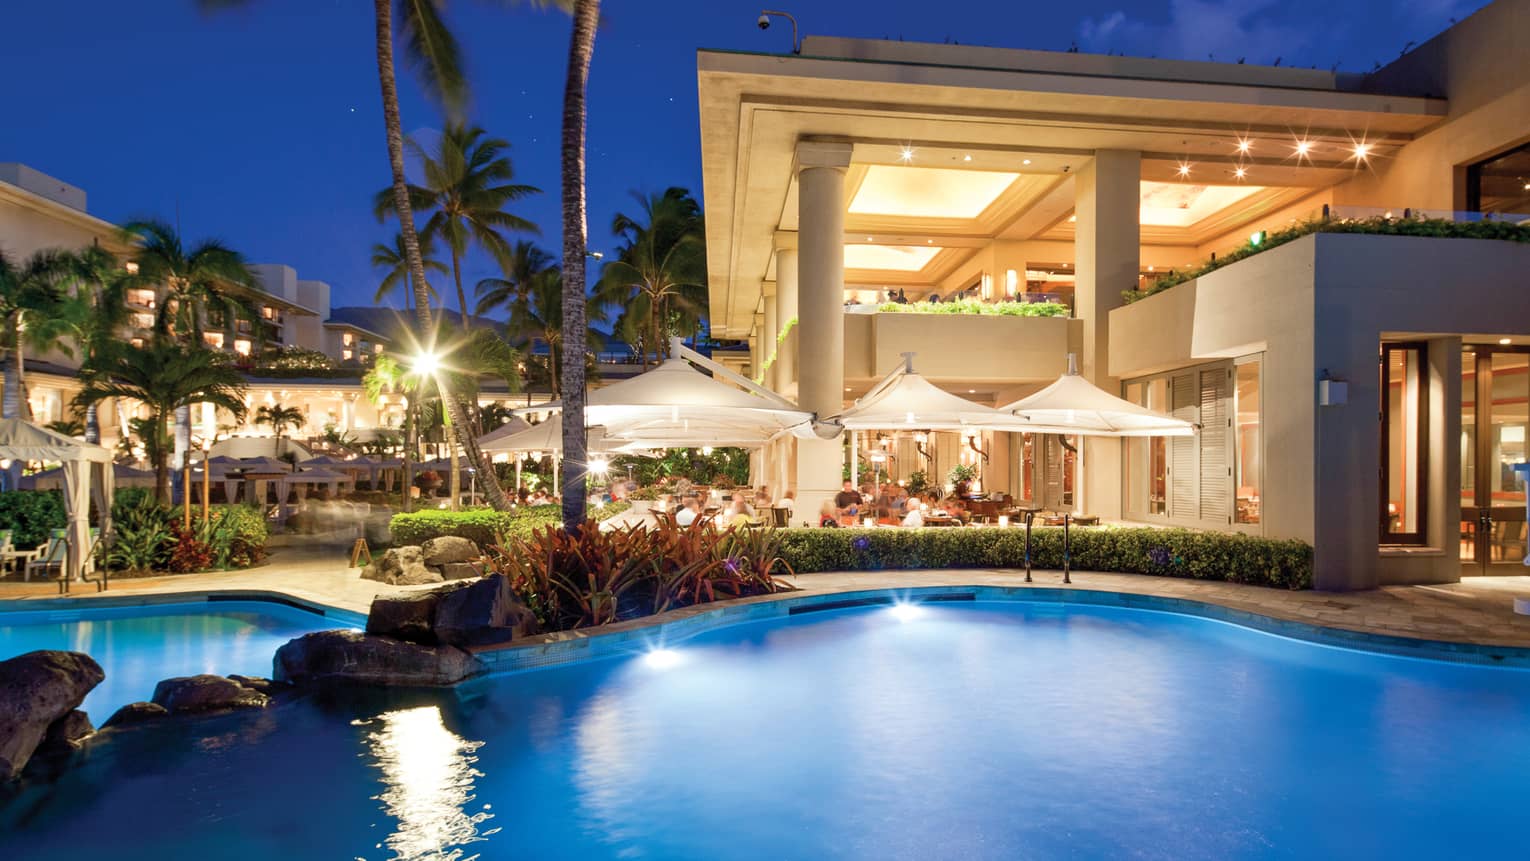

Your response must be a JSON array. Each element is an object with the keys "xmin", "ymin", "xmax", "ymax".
[
  {"xmin": 0, "ymin": 419, "xmax": 114, "ymax": 581},
  {"xmin": 20, "ymin": 462, "xmax": 155, "ymax": 491}
]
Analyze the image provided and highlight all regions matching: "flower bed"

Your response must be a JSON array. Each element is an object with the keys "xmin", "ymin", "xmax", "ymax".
[{"xmin": 775, "ymin": 526, "xmax": 1312, "ymax": 590}]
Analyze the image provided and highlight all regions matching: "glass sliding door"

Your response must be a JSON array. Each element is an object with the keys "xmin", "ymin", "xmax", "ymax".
[
  {"xmin": 1380, "ymin": 344, "xmax": 1428, "ymax": 544},
  {"xmin": 1462, "ymin": 347, "xmax": 1530, "ymax": 574}
]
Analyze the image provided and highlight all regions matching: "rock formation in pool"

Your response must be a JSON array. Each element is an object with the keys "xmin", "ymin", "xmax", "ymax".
[{"xmin": 0, "ymin": 650, "xmax": 104, "ymax": 780}]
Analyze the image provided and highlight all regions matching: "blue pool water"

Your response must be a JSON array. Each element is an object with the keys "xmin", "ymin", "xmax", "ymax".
[
  {"xmin": 3, "ymin": 599, "xmax": 1529, "ymax": 860},
  {"xmin": 0, "ymin": 600, "xmax": 354, "ymax": 717}
]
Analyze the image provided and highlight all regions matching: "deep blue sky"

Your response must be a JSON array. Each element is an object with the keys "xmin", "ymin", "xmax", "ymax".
[{"xmin": 0, "ymin": 0, "xmax": 1489, "ymax": 311}]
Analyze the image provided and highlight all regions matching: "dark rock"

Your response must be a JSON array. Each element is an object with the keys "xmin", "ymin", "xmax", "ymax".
[
  {"xmin": 360, "ymin": 545, "xmax": 442, "ymax": 586},
  {"xmin": 274, "ymin": 630, "xmax": 482, "ymax": 687},
  {"xmin": 367, "ymin": 591, "xmax": 442, "ymax": 645},
  {"xmin": 0, "ymin": 650, "xmax": 105, "ymax": 780},
  {"xmin": 438, "ymin": 561, "xmax": 483, "ymax": 581},
  {"xmin": 101, "ymin": 701, "xmax": 169, "ymax": 729},
  {"xmin": 151, "ymin": 674, "xmax": 270, "ymax": 713},
  {"xmin": 421, "ymin": 536, "xmax": 480, "ymax": 567},
  {"xmin": 38, "ymin": 710, "xmax": 95, "ymax": 752},
  {"xmin": 433, "ymin": 573, "xmax": 540, "ymax": 646},
  {"xmin": 227, "ymin": 675, "xmax": 289, "ymax": 697}
]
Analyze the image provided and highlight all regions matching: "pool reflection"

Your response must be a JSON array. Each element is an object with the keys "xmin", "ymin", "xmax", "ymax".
[{"xmin": 362, "ymin": 706, "xmax": 496, "ymax": 860}]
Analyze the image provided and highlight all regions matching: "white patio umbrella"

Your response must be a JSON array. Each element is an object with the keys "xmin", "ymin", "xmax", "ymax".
[
  {"xmin": 476, "ymin": 416, "xmax": 531, "ymax": 448},
  {"xmin": 479, "ymin": 416, "xmax": 620, "ymax": 455},
  {"xmin": 829, "ymin": 354, "xmax": 1037, "ymax": 432},
  {"xmin": 0, "ymin": 419, "xmax": 114, "ymax": 580},
  {"xmin": 1000, "ymin": 360, "xmax": 1197, "ymax": 437}
]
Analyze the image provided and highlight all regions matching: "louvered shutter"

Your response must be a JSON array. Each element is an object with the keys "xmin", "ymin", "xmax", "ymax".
[
  {"xmin": 1169, "ymin": 373, "xmax": 1198, "ymax": 517},
  {"xmin": 1199, "ymin": 368, "xmax": 1231, "ymax": 523}
]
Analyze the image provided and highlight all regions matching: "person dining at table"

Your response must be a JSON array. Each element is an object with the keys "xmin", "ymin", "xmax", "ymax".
[
  {"xmin": 724, "ymin": 497, "xmax": 754, "ymax": 529},
  {"xmin": 675, "ymin": 496, "xmax": 702, "ymax": 527},
  {"xmin": 834, "ymin": 479, "xmax": 863, "ymax": 525},
  {"xmin": 818, "ymin": 499, "xmax": 841, "ymax": 528}
]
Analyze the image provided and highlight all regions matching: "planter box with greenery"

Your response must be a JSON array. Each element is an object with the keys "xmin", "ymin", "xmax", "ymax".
[
  {"xmin": 389, "ymin": 502, "xmax": 631, "ymax": 548},
  {"xmin": 774, "ymin": 526, "xmax": 1312, "ymax": 590}
]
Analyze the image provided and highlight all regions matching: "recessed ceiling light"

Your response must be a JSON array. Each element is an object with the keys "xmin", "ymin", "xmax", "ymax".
[
  {"xmin": 968, "ymin": 389, "xmax": 976, "ymax": 394},
  {"xmin": 1352, "ymin": 142, "xmax": 1371, "ymax": 161},
  {"xmin": 899, "ymin": 147, "xmax": 915, "ymax": 162},
  {"xmin": 845, "ymin": 387, "xmax": 852, "ymax": 392},
  {"xmin": 1294, "ymin": 139, "xmax": 1313, "ymax": 157},
  {"xmin": 963, "ymin": 154, "xmax": 972, "ymax": 162},
  {"xmin": 1499, "ymin": 338, "xmax": 1513, "ymax": 345},
  {"xmin": 866, "ymin": 236, "xmax": 874, "ymax": 241},
  {"xmin": 1148, "ymin": 265, "xmax": 1155, "ymax": 272},
  {"xmin": 926, "ymin": 239, "xmax": 933, "ymax": 244},
  {"xmin": 1022, "ymin": 158, "xmax": 1032, "ymax": 165},
  {"xmin": 1234, "ymin": 166, "xmax": 1248, "ymax": 180},
  {"xmin": 1176, "ymin": 162, "xmax": 1192, "ymax": 177},
  {"xmin": 1236, "ymin": 139, "xmax": 1252, "ymax": 154}
]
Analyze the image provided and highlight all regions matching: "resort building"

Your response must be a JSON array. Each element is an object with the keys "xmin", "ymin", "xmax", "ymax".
[{"xmin": 699, "ymin": 0, "xmax": 1530, "ymax": 589}]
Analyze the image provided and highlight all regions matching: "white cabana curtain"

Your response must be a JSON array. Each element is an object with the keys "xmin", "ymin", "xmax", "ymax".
[{"xmin": 0, "ymin": 419, "xmax": 114, "ymax": 580}]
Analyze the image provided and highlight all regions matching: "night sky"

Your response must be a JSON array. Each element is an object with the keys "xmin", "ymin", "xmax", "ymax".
[{"xmin": 0, "ymin": 0, "xmax": 1489, "ymax": 311}]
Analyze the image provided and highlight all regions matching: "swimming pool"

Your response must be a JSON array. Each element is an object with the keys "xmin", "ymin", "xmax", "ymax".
[
  {"xmin": 3, "ymin": 598, "xmax": 1528, "ymax": 859},
  {"xmin": 0, "ymin": 599, "xmax": 359, "ymax": 717}
]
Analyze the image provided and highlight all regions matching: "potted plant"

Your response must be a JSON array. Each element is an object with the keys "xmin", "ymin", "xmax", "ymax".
[
  {"xmin": 947, "ymin": 464, "xmax": 977, "ymax": 498},
  {"xmin": 627, "ymin": 484, "xmax": 661, "ymax": 514}
]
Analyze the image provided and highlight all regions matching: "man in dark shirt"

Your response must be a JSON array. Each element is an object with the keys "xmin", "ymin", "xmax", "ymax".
[{"xmin": 834, "ymin": 479, "xmax": 863, "ymax": 522}]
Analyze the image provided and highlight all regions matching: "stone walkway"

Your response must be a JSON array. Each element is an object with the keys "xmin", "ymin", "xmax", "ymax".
[{"xmin": 2, "ymin": 548, "xmax": 1528, "ymax": 649}]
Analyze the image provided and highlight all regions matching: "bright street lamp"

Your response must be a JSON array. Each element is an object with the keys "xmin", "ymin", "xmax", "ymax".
[{"xmin": 413, "ymin": 351, "xmax": 440, "ymax": 377}]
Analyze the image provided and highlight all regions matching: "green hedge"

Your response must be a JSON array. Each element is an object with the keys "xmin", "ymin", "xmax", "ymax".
[
  {"xmin": 389, "ymin": 502, "xmax": 631, "ymax": 547},
  {"xmin": 0, "ymin": 491, "xmax": 66, "ymax": 549},
  {"xmin": 775, "ymin": 526, "xmax": 1312, "ymax": 590}
]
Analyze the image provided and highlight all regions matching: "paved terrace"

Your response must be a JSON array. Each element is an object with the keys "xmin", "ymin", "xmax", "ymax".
[{"xmin": 2, "ymin": 545, "xmax": 1528, "ymax": 650}]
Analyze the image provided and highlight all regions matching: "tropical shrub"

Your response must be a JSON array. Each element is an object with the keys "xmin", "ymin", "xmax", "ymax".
[
  {"xmin": 389, "ymin": 502, "xmax": 630, "ymax": 547},
  {"xmin": 774, "ymin": 526, "xmax": 1312, "ymax": 590},
  {"xmin": 104, "ymin": 500, "xmax": 266, "ymax": 574},
  {"xmin": 166, "ymin": 522, "xmax": 215, "ymax": 574},
  {"xmin": 482, "ymin": 520, "xmax": 794, "ymax": 630},
  {"xmin": 0, "ymin": 490, "xmax": 66, "ymax": 549},
  {"xmin": 1125, "ymin": 213, "xmax": 1530, "ymax": 304},
  {"xmin": 875, "ymin": 299, "xmax": 1069, "ymax": 317},
  {"xmin": 105, "ymin": 496, "xmax": 175, "ymax": 573}
]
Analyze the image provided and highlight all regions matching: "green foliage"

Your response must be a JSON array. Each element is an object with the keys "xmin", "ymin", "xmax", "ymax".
[
  {"xmin": 875, "ymin": 299, "xmax": 1070, "ymax": 317},
  {"xmin": 104, "ymin": 496, "xmax": 266, "ymax": 574},
  {"xmin": 905, "ymin": 470, "xmax": 930, "ymax": 496},
  {"xmin": 483, "ymin": 520, "xmax": 794, "ymax": 630},
  {"xmin": 105, "ymin": 496, "xmax": 174, "ymax": 573},
  {"xmin": 246, "ymin": 345, "xmax": 335, "ymax": 371},
  {"xmin": 1125, "ymin": 214, "xmax": 1530, "ymax": 304},
  {"xmin": 752, "ymin": 317, "xmax": 798, "ymax": 383},
  {"xmin": 774, "ymin": 527, "xmax": 1313, "ymax": 590},
  {"xmin": 947, "ymin": 463, "xmax": 977, "ymax": 486},
  {"xmin": 611, "ymin": 447, "xmax": 750, "ymax": 487},
  {"xmin": 0, "ymin": 491, "xmax": 66, "ymax": 549},
  {"xmin": 389, "ymin": 502, "xmax": 631, "ymax": 547}
]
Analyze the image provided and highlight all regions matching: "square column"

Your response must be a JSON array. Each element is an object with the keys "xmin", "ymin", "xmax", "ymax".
[
  {"xmin": 793, "ymin": 140, "xmax": 852, "ymax": 519},
  {"xmin": 1074, "ymin": 150, "xmax": 1140, "ymax": 520}
]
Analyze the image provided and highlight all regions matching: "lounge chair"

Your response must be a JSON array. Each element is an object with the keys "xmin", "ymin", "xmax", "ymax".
[{"xmin": 24, "ymin": 537, "xmax": 68, "ymax": 582}]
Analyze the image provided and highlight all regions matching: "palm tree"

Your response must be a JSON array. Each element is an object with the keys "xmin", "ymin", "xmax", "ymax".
[
  {"xmin": 559, "ymin": 0, "xmax": 601, "ymax": 531},
  {"xmin": 121, "ymin": 217, "xmax": 260, "ymax": 490},
  {"xmin": 597, "ymin": 187, "xmax": 707, "ymax": 368},
  {"xmin": 375, "ymin": 122, "xmax": 540, "ymax": 329},
  {"xmin": 45, "ymin": 418, "xmax": 85, "ymax": 438},
  {"xmin": 78, "ymin": 339, "xmax": 247, "ymax": 503},
  {"xmin": 362, "ymin": 354, "xmax": 417, "ymax": 512},
  {"xmin": 486, "ymin": 266, "xmax": 607, "ymax": 399},
  {"xmin": 67, "ymin": 245, "xmax": 131, "ymax": 443},
  {"xmin": 474, "ymin": 239, "xmax": 552, "ymax": 313},
  {"xmin": 0, "ymin": 249, "xmax": 83, "ymax": 420},
  {"xmin": 371, "ymin": 230, "xmax": 446, "ymax": 313},
  {"xmin": 255, "ymin": 403, "xmax": 306, "ymax": 455}
]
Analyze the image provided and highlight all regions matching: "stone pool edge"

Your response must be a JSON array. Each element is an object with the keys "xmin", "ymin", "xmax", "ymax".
[
  {"xmin": 0, "ymin": 591, "xmax": 368, "ymax": 629},
  {"xmin": 469, "ymin": 584, "xmax": 1530, "ymax": 673}
]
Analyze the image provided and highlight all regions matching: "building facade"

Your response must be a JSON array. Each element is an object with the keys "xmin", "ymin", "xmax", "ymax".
[{"xmin": 699, "ymin": 0, "xmax": 1530, "ymax": 589}]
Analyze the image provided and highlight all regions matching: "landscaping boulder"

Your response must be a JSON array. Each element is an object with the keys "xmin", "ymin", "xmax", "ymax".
[
  {"xmin": 101, "ymin": 701, "xmax": 169, "ymax": 729},
  {"xmin": 367, "ymin": 590, "xmax": 442, "ymax": 645},
  {"xmin": 151, "ymin": 674, "xmax": 270, "ymax": 713},
  {"xmin": 433, "ymin": 573, "xmax": 540, "ymax": 646},
  {"xmin": 421, "ymin": 536, "xmax": 480, "ymax": 567},
  {"xmin": 38, "ymin": 710, "xmax": 95, "ymax": 753},
  {"xmin": 227, "ymin": 675, "xmax": 289, "ymax": 697},
  {"xmin": 274, "ymin": 630, "xmax": 483, "ymax": 687},
  {"xmin": 361, "ymin": 545, "xmax": 442, "ymax": 586},
  {"xmin": 0, "ymin": 650, "xmax": 105, "ymax": 780},
  {"xmin": 437, "ymin": 562, "xmax": 483, "ymax": 581}
]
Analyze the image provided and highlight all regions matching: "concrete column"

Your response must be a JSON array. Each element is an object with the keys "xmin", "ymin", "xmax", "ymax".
[
  {"xmin": 762, "ymin": 282, "xmax": 779, "ymax": 390},
  {"xmin": 774, "ymin": 248, "xmax": 799, "ymax": 397},
  {"xmin": 1074, "ymin": 149, "xmax": 1140, "ymax": 520},
  {"xmin": 793, "ymin": 140, "xmax": 852, "ymax": 520}
]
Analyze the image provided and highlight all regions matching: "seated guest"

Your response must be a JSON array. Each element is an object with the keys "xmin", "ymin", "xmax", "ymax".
[
  {"xmin": 774, "ymin": 490, "xmax": 795, "ymax": 511},
  {"xmin": 818, "ymin": 499, "xmax": 840, "ymax": 528},
  {"xmin": 725, "ymin": 497, "xmax": 754, "ymax": 529},
  {"xmin": 675, "ymin": 496, "xmax": 702, "ymax": 527},
  {"xmin": 901, "ymin": 504, "xmax": 925, "ymax": 527}
]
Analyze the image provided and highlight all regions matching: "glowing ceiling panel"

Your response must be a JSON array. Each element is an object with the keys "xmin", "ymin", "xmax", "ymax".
[
  {"xmin": 1139, "ymin": 181, "xmax": 1264, "ymax": 227},
  {"xmin": 844, "ymin": 244, "xmax": 943, "ymax": 271},
  {"xmin": 849, "ymin": 166, "xmax": 1021, "ymax": 219}
]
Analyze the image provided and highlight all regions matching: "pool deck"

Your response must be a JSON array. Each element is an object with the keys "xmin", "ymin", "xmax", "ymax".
[{"xmin": 2, "ymin": 546, "xmax": 1529, "ymax": 651}]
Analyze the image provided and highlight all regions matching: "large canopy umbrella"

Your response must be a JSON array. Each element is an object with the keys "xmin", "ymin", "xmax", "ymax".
[
  {"xmin": 21, "ymin": 462, "xmax": 155, "ymax": 491},
  {"xmin": 521, "ymin": 342, "xmax": 813, "ymax": 447},
  {"xmin": 0, "ymin": 419, "xmax": 114, "ymax": 580},
  {"xmin": 1000, "ymin": 365, "xmax": 1198, "ymax": 437},
  {"xmin": 476, "ymin": 416, "xmax": 532, "ymax": 448},
  {"xmin": 830, "ymin": 355, "xmax": 1038, "ymax": 432}
]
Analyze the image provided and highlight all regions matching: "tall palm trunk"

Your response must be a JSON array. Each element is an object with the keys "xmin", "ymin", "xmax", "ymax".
[
  {"xmin": 153, "ymin": 411, "xmax": 170, "ymax": 504},
  {"xmin": 401, "ymin": 400, "xmax": 415, "ymax": 513},
  {"xmin": 174, "ymin": 405, "xmax": 191, "ymax": 504},
  {"xmin": 373, "ymin": 0, "xmax": 510, "ymax": 512},
  {"xmin": 559, "ymin": 0, "xmax": 599, "ymax": 532},
  {"xmin": 449, "ymin": 249, "xmax": 471, "ymax": 331},
  {"xmin": 84, "ymin": 403, "xmax": 100, "ymax": 445},
  {"xmin": 4, "ymin": 311, "xmax": 32, "ymax": 420}
]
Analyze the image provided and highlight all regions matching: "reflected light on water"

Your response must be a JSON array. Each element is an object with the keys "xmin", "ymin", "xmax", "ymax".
[
  {"xmin": 643, "ymin": 648, "xmax": 682, "ymax": 669},
  {"xmin": 363, "ymin": 706, "xmax": 494, "ymax": 860},
  {"xmin": 888, "ymin": 602, "xmax": 923, "ymax": 622}
]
